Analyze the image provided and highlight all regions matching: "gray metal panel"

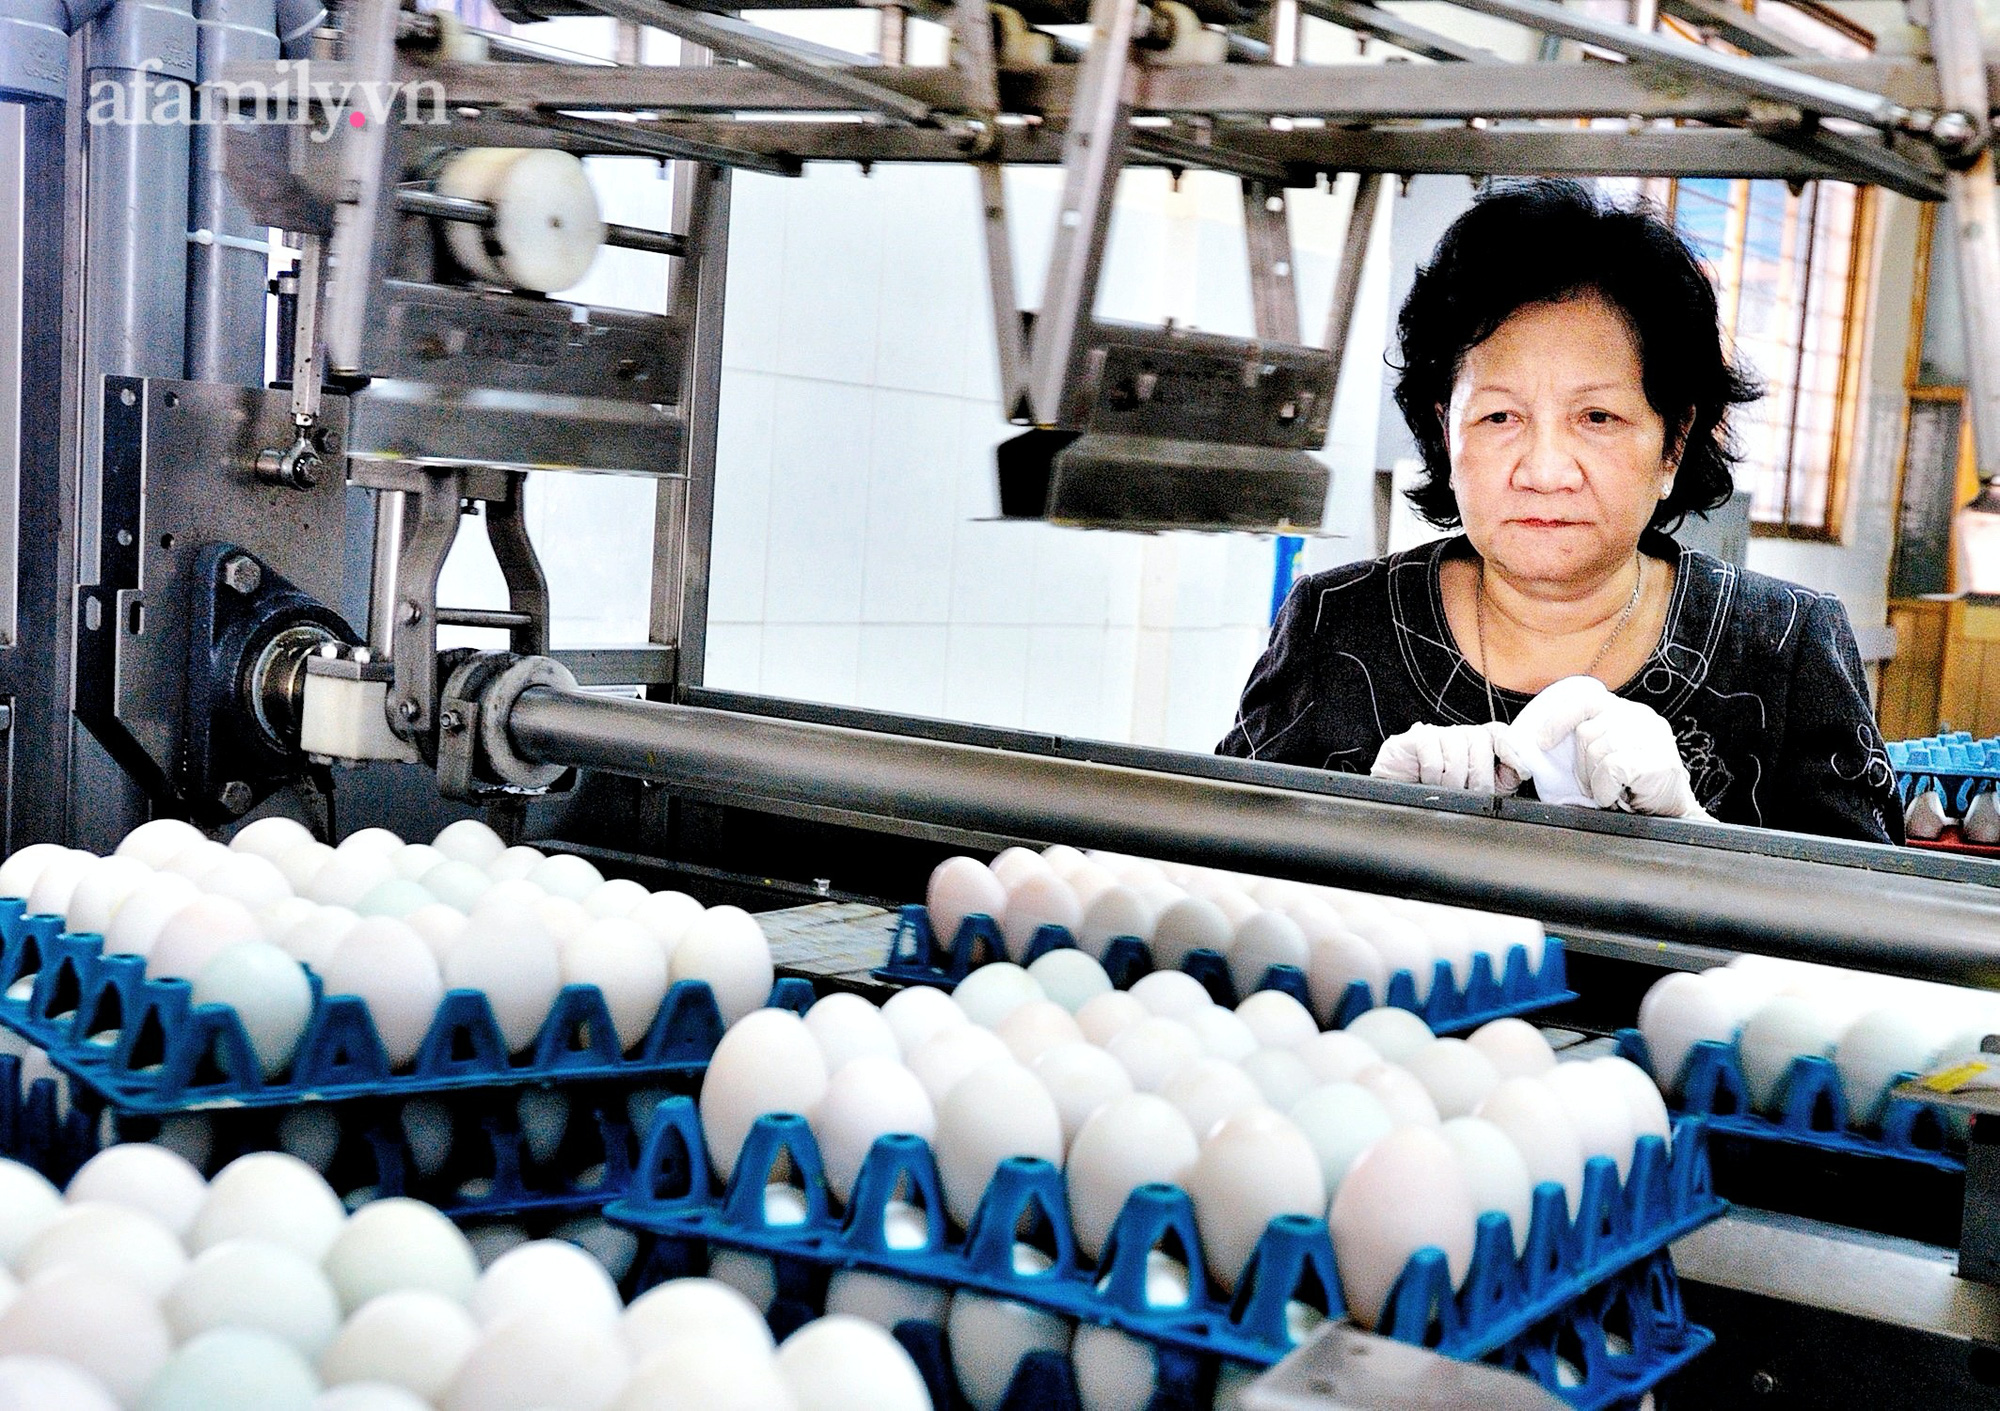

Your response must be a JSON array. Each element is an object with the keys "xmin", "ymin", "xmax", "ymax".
[{"xmin": 344, "ymin": 378, "xmax": 687, "ymax": 477}]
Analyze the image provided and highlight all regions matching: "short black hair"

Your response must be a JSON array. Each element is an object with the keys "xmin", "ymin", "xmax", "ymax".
[{"xmin": 1391, "ymin": 178, "xmax": 1761, "ymax": 533}]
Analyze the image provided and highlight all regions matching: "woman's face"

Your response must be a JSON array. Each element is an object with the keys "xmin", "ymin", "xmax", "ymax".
[{"xmin": 1444, "ymin": 294, "xmax": 1677, "ymax": 589}]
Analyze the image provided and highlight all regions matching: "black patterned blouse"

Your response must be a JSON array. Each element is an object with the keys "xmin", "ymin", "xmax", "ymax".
[{"xmin": 1217, "ymin": 531, "xmax": 1902, "ymax": 845}]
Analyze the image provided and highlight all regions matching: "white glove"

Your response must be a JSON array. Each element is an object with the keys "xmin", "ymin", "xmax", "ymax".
[
  {"xmin": 1507, "ymin": 675, "xmax": 1710, "ymax": 820},
  {"xmin": 1370, "ymin": 721, "xmax": 1530, "ymax": 795}
]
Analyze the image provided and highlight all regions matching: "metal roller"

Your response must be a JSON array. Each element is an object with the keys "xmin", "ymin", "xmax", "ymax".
[{"xmin": 501, "ymin": 683, "xmax": 2000, "ymax": 988}]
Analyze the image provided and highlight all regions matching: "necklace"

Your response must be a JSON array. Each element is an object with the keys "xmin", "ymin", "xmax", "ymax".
[{"xmin": 1475, "ymin": 554, "xmax": 1645, "ymax": 724}]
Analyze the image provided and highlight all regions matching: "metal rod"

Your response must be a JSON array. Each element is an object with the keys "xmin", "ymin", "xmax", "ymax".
[
  {"xmin": 1297, "ymin": 0, "xmax": 1496, "ymax": 62},
  {"xmin": 396, "ymin": 188, "xmax": 691, "ymax": 256},
  {"xmin": 503, "ymin": 688, "xmax": 2000, "ymax": 986},
  {"xmin": 367, "ymin": 487, "xmax": 406, "ymax": 655},
  {"xmin": 436, "ymin": 607, "xmax": 534, "ymax": 629}
]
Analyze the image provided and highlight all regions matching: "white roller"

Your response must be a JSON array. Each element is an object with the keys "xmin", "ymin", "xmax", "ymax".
[{"xmin": 436, "ymin": 148, "xmax": 606, "ymax": 294}]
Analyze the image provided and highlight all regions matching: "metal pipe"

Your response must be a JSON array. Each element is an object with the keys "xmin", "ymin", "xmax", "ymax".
[
  {"xmin": 437, "ymin": 607, "xmax": 534, "ymax": 630},
  {"xmin": 505, "ymin": 687, "xmax": 2000, "ymax": 987},
  {"xmin": 186, "ymin": 0, "xmax": 277, "ymax": 387},
  {"xmin": 395, "ymin": 189, "xmax": 691, "ymax": 257},
  {"xmin": 367, "ymin": 488, "xmax": 406, "ymax": 655}
]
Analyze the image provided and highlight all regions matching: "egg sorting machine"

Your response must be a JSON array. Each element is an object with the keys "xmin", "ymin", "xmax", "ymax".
[{"xmin": 7, "ymin": 0, "xmax": 2000, "ymax": 1399}]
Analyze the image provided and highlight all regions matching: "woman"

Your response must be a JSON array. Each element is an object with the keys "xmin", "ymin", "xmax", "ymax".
[{"xmin": 1218, "ymin": 180, "xmax": 1900, "ymax": 844}]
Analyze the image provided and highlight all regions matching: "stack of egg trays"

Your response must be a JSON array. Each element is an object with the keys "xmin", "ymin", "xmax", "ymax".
[
  {"xmin": 1615, "ymin": 1029, "xmax": 1964, "ymax": 1173},
  {"xmin": 604, "ymin": 1097, "xmax": 1722, "ymax": 1411},
  {"xmin": 876, "ymin": 906, "xmax": 1574, "ymax": 1036},
  {"xmin": 0, "ymin": 897, "xmax": 814, "ymax": 1110},
  {"xmin": 1887, "ymin": 731, "xmax": 2000, "ymax": 812}
]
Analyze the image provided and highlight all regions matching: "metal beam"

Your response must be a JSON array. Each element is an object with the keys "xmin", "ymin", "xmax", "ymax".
[
  {"xmin": 1298, "ymin": 0, "xmax": 1499, "ymax": 62},
  {"xmin": 1656, "ymin": 0, "xmax": 1808, "ymax": 59}
]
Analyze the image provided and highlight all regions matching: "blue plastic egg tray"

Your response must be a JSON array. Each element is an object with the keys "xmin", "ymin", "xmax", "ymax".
[
  {"xmin": 606, "ymin": 1098, "xmax": 1720, "ymax": 1408},
  {"xmin": 876, "ymin": 907, "xmax": 1575, "ymax": 1036},
  {"xmin": 1888, "ymin": 731, "xmax": 2000, "ymax": 811},
  {"xmin": 1614, "ymin": 1030, "xmax": 1964, "ymax": 1173},
  {"xmin": 0, "ymin": 900, "xmax": 813, "ymax": 1113}
]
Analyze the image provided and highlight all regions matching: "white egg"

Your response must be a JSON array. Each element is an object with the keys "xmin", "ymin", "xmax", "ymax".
[
  {"xmin": 803, "ymin": 992, "xmax": 901, "ymax": 1074},
  {"xmin": 325, "ymin": 1198, "xmax": 480, "ymax": 1312},
  {"xmin": 202, "ymin": 852, "xmax": 293, "ymax": 912},
  {"xmin": 622, "ymin": 1278, "xmax": 774, "ymax": 1364},
  {"xmin": 391, "ymin": 844, "xmax": 445, "ymax": 883},
  {"xmin": 998, "ymin": 873, "xmax": 1082, "ymax": 963},
  {"xmin": 935, "ymin": 1063, "xmax": 1063, "ymax": 1226},
  {"xmin": 1240, "ymin": 1048, "xmax": 1317, "ymax": 1110},
  {"xmin": 1352, "ymin": 1064, "xmax": 1442, "ymax": 1127},
  {"xmin": 432, "ymin": 820, "xmax": 508, "ymax": 869},
  {"xmin": 0, "ymin": 844, "xmax": 75, "ymax": 899},
  {"xmin": 147, "ymin": 895, "xmax": 263, "ymax": 980},
  {"xmin": 1202, "ymin": 890, "xmax": 1261, "ymax": 930},
  {"xmin": 164, "ymin": 1238, "xmax": 342, "ymax": 1357},
  {"xmin": 1071, "ymin": 1323, "xmax": 1159, "ymax": 1411},
  {"xmin": 1541, "ymin": 1064, "xmax": 1637, "ymax": 1180},
  {"xmin": 1738, "ymin": 995, "xmax": 1845, "ymax": 1114},
  {"xmin": 1474, "ymin": 1078, "xmax": 1586, "ymax": 1216},
  {"xmin": 669, "ymin": 907, "xmax": 774, "ymax": 1026},
  {"xmin": 1338, "ymin": 911, "xmax": 1436, "ymax": 1003},
  {"xmin": 809, "ymin": 1054, "xmax": 936, "ymax": 1202},
  {"xmin": 470, "ymin": 1240, "xmax": 621, "ymax": 1329},
  {"xmin": 1128, "ymin": 970, "xmax": 1212, "ymax": 1021},
  {"xmin": 1288, "ymin": 1082, "xmax": 1395, "ymax": 1195},
  {"xmin": 1228, "ymin": 912, "xmax": 1309, "ymax": 1000},
  {"xmin": 1330, "ymin": 1125, "xmax": 1477, "ymax": 1328},
  {"xmin": 0, "ymin": 1268, "xmax": 172, "ymax": 1405},
  {"xmin": 23, "ymin": 850, "xmax": 95, "ymax": 920},
  {"xmin": 469, "ymin": 879, "xmax": 546, "ymax": 922},
  {"xmin": 1465, "ymin": 1018, "xmax": 1557, "ymax": 1079},
  {"xmin": 314, "ymin": 1384, "xmax": 434, "ymax": 1411},
  {"xmin": 1106, "ymin": 1018, "xmax": 1204, "ymax": 1092},
  {"xmin": 438, "ymin": 1310, "xmax": 629, "ymax": 1411},
  {"xmin": 190, "ymin": 1152, "xmax": 347, "ymax": 1260},
  {"xmin": 1184, "ymin": 1006, "xmax": 1258, "ymax": 1063},
  {"xmin": 705, "ymin": 1250, "xmax": 776, "ymax": 1310},
  {"xmin": 989, "ymin": 848, "xmax": 1052, "ymax": 891},
  {"xmin": 307, "ymin": 852, "xmax": 396, "ymax": 910},
  {"xmin": 516, "ymin": 1089, "xmax": 570, "ymax": 1166},
  {"xmin": 907, "ymin": 1025, "xmax": 1012, "ymax": 1106},
  {"xmin": 337, "ymin": 829, "xmax": 404, "ymax": 859},
  {"xmin": 1302, "ymin": 925, "xmax": 1391, "ymax": 1025},
  {"xmin": 926, "ymin": 857, "xmax": 1009, "ymax": 950},
  {"xmin": 319, "ymin": 1290, "xmax": 479, "ymax": 1400},
  {"xmin": 1024, "ymin": 949, "xmax": 1113, "ymax": 1012},
  {"xmin": 1440, "ymin": 1116, "xmax": 1535, "ymax": 1256},
  {"xmin": 627, "ymin": 891, "xmax": 704, "ymax": 960},
  {"xmin": 561, "ymin": 918, "xmax": 669, "ymax": 1053},
  {"xmin": 1343, "ymin": 1007, "xmax": 1435, "ymax": 1064},
  {"xmin": 776, "ymin": 1314, "xmax": 930, "ymax": 1411},
  {"xmin": 946, "ymin": 1279, "xmax": 1072, "ymax": 1411},
  {"xmin": 1402, "ymin": 1039, "xmax": 1502, "ymax": 1120},
  {"xmin": 1294, "ymin": 1030, "xmax": 1379, "ymax": 1085},
  {"xmin": 1834, "ymin": 1008, "xmax": 1955, "ymax": 1128},
  {"xmin": 1073, "ymin": 990, "xmax": 1148, "ymax": 1046},
  {"xmin": 526, "ymin": 854, "xmax": 604, "ymax": 902},
  {"xmin": 0, "ymin": 1356, "xmax": 120, "ymax": 1411},
  {"xmin": 1395, "ymin": 903, "xmax": 1477, "ymax": 991},
  {"xmin": 879, "ymin": 984, "xmax": 967, "ymax": 1056},
  {"xmin": 1075, "ymin": 887, "xmax": 1155, "ymax": 962},
  {"xmin": 1032, "ymin": 1041, "xmax": 1134, "ymax": 1150},
  {"xmin": 192, "ymin": 941, "xmax": 313, "ymax": 1077},
  {"xmin": 1636, "ymin": 970, "xmax": 1764, "ymax": 1094},
  {"xmin": 1064, "ymin": 1094, "xmax": 1203, "ymax": 1264},
  {"xmin": 404, "ymin": 904, "xmax": 469, "ymax": 961},
  {"xmin": 1484, "ymin": 913, "xmax": 1548, "ymax": 973},
  {"xmin": 1591, "ymin": 1056, "xmax": 1673, "ymax": 1148},
  {"xmin": 276, "ymin": 842, "xmax": 337, "ymax": 895},
  {"xmin": 823, "ymin": 1269, "xmax": 948, "ymax": 1331},
  {"xmin": 63, "ymin": 855, "xmax": 155, "ymax": 937},
  {"xmin": 951, "ymin": 962, "xmax": 1044, "ymax": 1028},
  {"xmin": 1158, "ymin": 1057, "xmax": 1265, "ymax": 1142},
  {"xmin": 583, "ymin": 878, "xmax": 648, "ymax": 920},
  {"xmin": 146, "ymin": 1326, "xmax": 320, "ymax": 1411},
  {"xmin": 355, "ymin": 879, "xmax": 435, "ymax": 920},
  {"xmin": 1149, "ymin": 897, "xmax": 1233, "ymax": 970},
  {"xmin": 701, "ymin": 1008, "xmax": 830, "ymax": 1182},
  {"xmin": 278, "ymin": 906, "xmax": 361, "ymax": 971},
  {"xmin": 66, "ymin": 1142, "xmax": 206, "ymax": 1236},
  {"xmin": 230, "ymin": 817, "xmax": 316, "ymax": 861},
  {"xmin": 613, "ymin": 1346, "xmax": 795, "ymax": 1411},
  {"xmin": 421, "ymin": 862, "xmax": 491, "ymax": 914},
  {"xmin": 1185, "ymin": 1107, "xmax": 1326, "ymax": 1292},
  {"xmin": 483, "ymin": 845, "xmax": 546, "ymax": 883},
  {"xmin": 114, "ymin": 819, "xmax": 206, "ymax": 867},
  {"xmin": 321, "ymin": 919, "xmax": 444, "ymax": 1068},
  {"xmin": 1235, "ymin": 991, "xmax": 1318, "ymax": 1049},
  {"xmin": 257, "ymin": 896, "xmax": 319, "ymax": 942},
  {"xmin": 18, "ymin": 1200, "xmax": 185, "ymax": 1296},
  {"xmin": 995, "ymin": 1000, "xmax": 1085, "ymax": 1065},
  {"xmin": 101, "ymin": 873, "xmax": 201, "ymax": 958}
]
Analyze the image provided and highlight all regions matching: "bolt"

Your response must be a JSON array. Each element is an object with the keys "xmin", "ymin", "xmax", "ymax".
[
  {"xmin": 217, "ymin": 780, "xmax": 253, "ymax": 815},
  {"xmin": 396, "ymin": 698, "xmax": 421, "ymax": 723},
  {"xmin": 439, "ymin": 709, "xmax": 465, "ymax": 734},
  {"xmin": 314, "ymin": 427, "xmax": 343, "ymax": 454},
  {"xmin": 813, "ymin": 878, "xmax": 832, "ymax": 897},
  {"xmin": 221, "ymin": 555, "xmax": 263, "ymax": 595},
  {"xmin": 1750, "ymin": 1371, "xmax": 1778, "ymax": 1396},
  {"xmin": 399, "ymin": 600, "xmax": 424, "ymax": 626}
]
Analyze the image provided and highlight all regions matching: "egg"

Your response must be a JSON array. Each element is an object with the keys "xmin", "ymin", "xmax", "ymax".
[
  {"xmin": 421, "ymin": 862, "xmax": 491, "ymax": 913},
  {"xmin": 560, "ymin": 918, "xmax": 669, "ymax": 1053},
  {"xmin": 526, "ymin": 854, "xmax": 604, "ymax": 902},
  {"xmin": 1343, "ymin": 1007, "xmax": 1435, "ymax": 1064},
  {"xmin": 101, "ymin": 873, "xmax": 202, "ymax": 958},
  {"xmin": 0, "ymin": 1267, "xmax": 172, "ymax": 1404},
  {"xmin": 1185, "ymin": 1108, "xmax": 1325, "ymax": 1292},
  {"xmin": 337, "ymin": 829, "xmax": 404, "ymax": 859},
  {"xmin": 315, "ymin": 1385, "xmax": 434, "ymax": 1411},
  {"xmin": 1128, "ymin": 970, "xmax": 1212, "ymax": 1021},
  {"xmin": 1075, "ymin": 887, "xmax": 1154, "ymax": 961},
  {"xmin": 1228, "ymin": 912, "xmax": 1309, "ymax": 1000},
  {"xmin": 951, "ymin": 962, "xmax": 1043, "ymax": 1028},
  {"xmin": 1236, "ymin": 991, "xmax": 1318, "ymax": 1049},
  {"xmin": 1031, "ymin": 1041, "xmax": 1134, "ymax": 1150},
  {"xmin": 1337, "ymin": 911, "xmax": 1436, "ymax": 1003},
  {"xmin": 705, "ymin": 1250, "xmax": 777, "ymax": 1310},
  {"xmin": 946, "ymin": 1279, "xmax": 1072, "ymax": 1411},
  {"xmin": 612, "ymin": 1347, "xmax": 795, "ymax": 1411},
  {"xmin": 936, "ymin": 1063, "xmax": 1063, "ymax": 1226},
  {"xmin": 324, "ymin": 1198, "xmax": 480, "ymax": 1312},
  {"xmin": 146, "ymin": 896, "xmax": 263, "ymax": 980},
  {"xmin": 22, "ymin": 850, "xmax": 94, "ymax": 920},
  {"xmin": 432, "ymin": 820, "xmax": 508, "ymax": 869},
  {"xmin": 621, "ymin": 1278, "xmax": 774, "ymax": 1363},
  {"xmin": 1352, "ymin": 1064, "xmax": 1442, "ymax": 1127},
  {"xmin": 355, "ymin": 879, "xmax": 435, "ymax": 920},
  {"xmin": 1636, "ymin": 969, "xmax": 1763, "ymax": 1094},
  {"xmin": 701, "ymin": 1008, "xmax": 830, "ymax": 1182},
  {"xmin": 802, "ymin": 993, "xmax": 900, "ymax": 1074},
  {"xmin": 164, "ymin": 1239, "xmax": 342, "ymax": 1357},
  {"xmin": 1473, "ymin": 1078, "xmax": 1586, "ymax": 1215},
  {"xmin": 1074, "ymin": 991, "xmax": 1148, "ymax": 1047},
  {"xmin": 1834, "ymin": 1008, "xmax": 1956, "ymax": 1128},
  {"xmin": 470, "ymin": 1240, "xmax": 621, "ymax": 1330},
  {"xmin": 147, "ymin": 1326, "xmax": 320, "ymax": 1410},
  {"xmin": 823, "ymin": 1269, "xmax": 948, "ymax": 1331},
  {"xmin": 1148, "ymin": 897, "xmax": 1233, "ymax": 970},
  {"xmin": 1394, "ymin": 903, "xmax": 1477, "ymax": 991},
  {"xmin": 988, "ymin": 848, "xmax": 1051, "ymax": 890},
  {"xmin": 997, "ymin": 873, "xmax": 1082, "ymax": 963},
  {"xmin": 201, "ymin": 852, "xmax": 293, "ymax": 912},
  {"xmin": 1106, "ymin": 1018, "xmax": 1204, "ymax": 1092},
  {"xmin": 1485, "ymin": 913, "xmax": 1547, "ymax": 973},
  {"xmin": 669, "ymin": 907, "xmax": 774, "ymax": 1026},
  {"xmin": 1465, "ymin": 1018, "xmax": 1557, "ymax": 1079},
  {"xmin": 189, "ymin": 1153, "xmax": 346, "ymax": 1261},
  {"xmin": 1294, "ymin": 1030, "xmax": 1379, "ymax": 1085},
  {"xmin": 1330, "ymin": 1126, "xmax": 1477, "ymax": 1327},
  {"xmin": 927, "ymin": 857, "xmax": 1009, "ymax": 950},
  {"xmin": 879, "ymin": 984, "xmax": 967, "ymax": 1056},
  {"xmin": 1199, "ymin": 889, "xmax": 1261, "ymax": 930},
  {"xmin": 404, "ymin": 905, "xmax": 468, "ymax": 961},
  {"xmin": 1158, "ymin": 1057, "xmax": 1265, "ymax": 1142},
  {"xmin": 1240, "ymin": 1049, "xmax": 1317, "ymax": 1110},
  {"xmin": 66, "ymin": 1143, "xmax": 206, "ymax": 1236},
  {"xmin": 1401, "ymin": 1039, "xmax": 1502, "ymax": 1120},
  {"xmin": 0, "ymin": 1357, "xmax": 120, "ymax": 1411},
  {"xmin": 276, "ymin": 842, "xmax": 336, "ymax": 895},
  {"xmin": 277, "ymin": 906, "xmax": 361, "ymax": 971},
  {"xmin": 469, "ymin": 880, "xmax": 545, "ymax": 922},
  {"xmin": 1024, "ymin": 949, "xmax": 1113, "ymax": 1012},
  {"xmin": 809, "ymin": 1055, "xmax": 936, "ymax": 1203},
  {"xmin": 627, "ymin": 891, "xmax": 704, "ymax": 959},
  {"xmin": 776, "ymin": 1314, "xmax": 930, "ymax": 1411},
  {"xmin": 907, "ymin": 1024, "xmax": 1013, "ymax": 1106},
  {"xmin": 1591, "ymin": 1056, "xmax": 1673, "ymax": 1148},
  {"xmin": 1738, "ymin": 995, "xmax": 1845, "ymax": 1114},
  {"xmin": 1301, "ymin": 926, "xmax": 1391, "ymax": 1025},
  {"xmin": 321, "ymin": 919, "xmax": 444, "ymax": 1067},
  {"xmin": 19, "ymin": 1201, "xmax": 185, "ymax": 1300},
  {"xmin": 319, "ymin": 1290, "xmax": 479, "ymax": 1400},
  {"xmin": 307, "ymin": 852, "xmax": 396, "ymax": 910},
  {"xmin": 0, "ymin": 843, "xmax": 74, "ymax": 898},
  {"xmin": 1288, "ymin": 1083, "xmax": 1395, "ymax": 1195},
  {"xmin": 63, "ymin": 855, "xmax": 155, "ymax": 937},
  {"xmin": 516, "ymin": 1089, "xmax": 570, "ymax": 1166},
  {"xmin": 1440, "ymin": 1116, "xmax": 1535, "ymax": 1255},
  {"xmin": 1541, "ymin": 1063, "xmax": 1637, "ymax": 1179},
  {"xmin": 995, "ymin": 1000, "xmax": 1085, "ymax": 1065},
  {"xmin": 439, "ymin": 1310, "xmax": 628, "ymax": 1411},
  {"xmin": 257, "ymin": 895, "xmax": 319, "ymax": 942},
  {"xmin": 1070, "ymin": 1323, "xmax": 1159, "ymax": 1411},
  {"xmin": 114, "ymin": 819, "xmax": 206, "ymax": 867},
  {"xmin": 192, "ymin": 940, "xmax": 313, "ymax": 1077}
]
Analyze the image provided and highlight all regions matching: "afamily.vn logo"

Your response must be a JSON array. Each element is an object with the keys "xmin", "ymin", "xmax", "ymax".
[{"xmin": 87, "ymin": 60, "xmax": 447, "ymax": 142}]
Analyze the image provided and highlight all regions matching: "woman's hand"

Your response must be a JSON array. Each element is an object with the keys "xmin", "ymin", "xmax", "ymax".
[
  {"xmin": 1511, "ymin": 676, "xmax": 1711, "ymax": 819},
  {"xmin": 1370, "ymin": 721, "xmax": 1530, "ymax": 794}
]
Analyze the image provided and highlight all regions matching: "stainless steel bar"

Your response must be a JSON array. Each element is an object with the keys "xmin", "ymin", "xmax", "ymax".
[
  {"xmin": 1321, "ymin": 169, "xmax": 1379, "ymax": 364},
  {"xmin": 437, "ymin": 607, "xmax": 534, "ymax": 629},
  {"xmin": 504, "ymin": 688, "xmax": 2000, "ymax": 985},
  {"xmin": 1930, "ymin": 0, "xmax": 2000, "ymax": 479},
  {"xmin": 1296, "ymin": 0, "xmax": 1496, "ymax": 62},
  {"xmin": 367, "ymin": 487, "xmax": 406, "ymax": 656},
  {"xmin": 1129, "ymin": 127, "xmax": 1291, "ymax": 183},
  {"xmin": 1242, "ymin": 181, "xmax": 1301, "ymax": 344},
  {"xmin": 978, "ymin": 163, "xmax": 1029, "ymax": 420},
  {"xmin": 185, "ymin": 0, "xmax": 276, "ymax": 387},
  {"xmin": 1655, "ymin": 0, "xmax": 1804, "ymax": 58},
  {"xmin": 497, "ymin": 109, "xmax": 801, "ymax": 177},
  {"xmin": 396, "ymin": 188, "xmax": 692, "ymax": 256}
]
